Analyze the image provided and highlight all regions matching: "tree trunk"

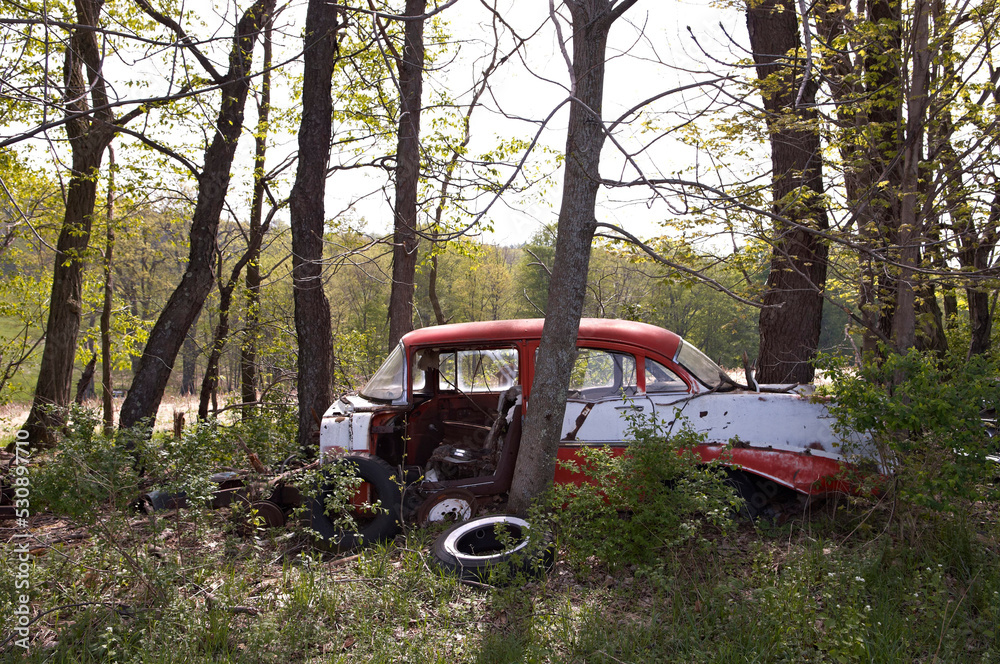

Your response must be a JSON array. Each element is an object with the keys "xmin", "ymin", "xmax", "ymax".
[
  {"xmin": 199, "ymin": 207, "xmax": 274, "ymax": 421},
  {"xmin": 965, "ymin": 185, "xmax": 999, "ymax": 356},
  {"xmin": 817, "ymin": 0, "xmax": 904, "ymax": 355},
  {"xmin": 387, "ymin": 0, "xmax": 427, "ymax": 348},
  {"xmin": 508, "ymin": 0, "xmax": 638, "ymax": 514},
  {"xmin": 199, "ymin": 253, "xmax": 233, "ymax": 421},
  {"xmin": 289, "ymin": 0, "xmax": 341, "ymax": 453},
  {"xmin": 428, "ymin": 252, "xmax": 447, "ymax": 325},
  {"xmin": 863, "ymin": 0, "xmax": 904, "ymax": 355},
  {"xmin": 749, "ymin": 0, "xmax": 830, "ymax": 384},
  {"xmin": 891, "ymin": 0, "xmax": 930, "ymax": 353},
  {"xmin": 74, "ymin": 354, "xmax": 97, "ymax": 404},
  {"xmin": 120, "ymin": 0, "xmax": 273, "ymax": 432},
  {"xmin": 242, "ymin": 15, "xmax": 272, "ymax": 418},
  {"xmin": 180, "ymin": 312, "xmax": 200, "ymax": 396},
  {"xmin": 22, "ymin": 0, "xmax": 117, "ymax": 448},
  {"xmin": 101, "ymin": 146, "xmax": 116, "ymax": 434}
]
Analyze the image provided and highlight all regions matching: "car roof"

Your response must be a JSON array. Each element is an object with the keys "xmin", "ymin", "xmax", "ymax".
[{"xmin": 400, "ymin": 318, "xmax": 683, "ymax": 359}]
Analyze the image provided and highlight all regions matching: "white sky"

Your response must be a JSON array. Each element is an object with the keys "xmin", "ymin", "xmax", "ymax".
[{"xmin": 325, "ymin": 0, "xmax": 750, "ymax": 246}]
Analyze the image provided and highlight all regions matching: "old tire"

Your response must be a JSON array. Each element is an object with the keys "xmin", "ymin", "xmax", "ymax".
[
  {"xmin": 430, "ymin": 514, "xmax": 553, "ymax": 583},
  {"xmin": 308, "ymin": 455, "xmax": 402, "ymax": 552},
  {"xmin": 725, "ymin": 469, "xmax": 791, "ymax": 521}
]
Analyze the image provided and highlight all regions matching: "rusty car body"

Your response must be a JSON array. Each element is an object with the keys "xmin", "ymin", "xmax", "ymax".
[{"xmin": 312, "ymin": 319, "xmax": 871, "ymax": 545}]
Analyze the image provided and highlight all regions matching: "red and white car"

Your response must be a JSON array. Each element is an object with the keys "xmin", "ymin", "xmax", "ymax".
[{"xmin": 311, "ymin": 319, "xmax": 870, "ymax": 549}]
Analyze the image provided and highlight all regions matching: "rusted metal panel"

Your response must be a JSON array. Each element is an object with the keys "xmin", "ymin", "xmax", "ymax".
[{"xmin": 695, "ymin": 444, "xmax": 851, "ymax": 495}]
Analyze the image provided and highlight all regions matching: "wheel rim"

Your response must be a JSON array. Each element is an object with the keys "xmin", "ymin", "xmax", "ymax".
[
  {"xmin": 426, "ymin": 498, "xmax": 473, "ymax": 523},
  {"xmin": 417, "ymin": 489, "xmax": 477, "ymax": 525},
  {"xmin": 443, "ymin": 516, "xmax": 531, "ymax": 562}
]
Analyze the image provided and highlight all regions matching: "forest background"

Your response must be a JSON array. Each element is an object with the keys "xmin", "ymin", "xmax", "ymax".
[
  {"xmin": 4, "ymin": 0, "xmax": 995, "ymax": 439},
  {"xmin": 1, "ymin": 1, "xmax": 1000, "ymax": 661}
]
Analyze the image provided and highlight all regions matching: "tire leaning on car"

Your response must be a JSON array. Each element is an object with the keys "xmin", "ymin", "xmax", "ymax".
[
  {"xmin": 430, "ymin": 514, "xmax": 554, "ymax": 583},
  {"xmin": 307, "ymin": 455, "xmax": 402, "ymax": 552}
]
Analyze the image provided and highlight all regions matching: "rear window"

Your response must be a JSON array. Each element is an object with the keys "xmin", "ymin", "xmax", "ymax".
[
  {"xmin": 643, "ymin": 358, "xmax": 687, "ymax": 392},
  {"xmin": 568, "ymin": 349, "xmax": 637, "ymax": 398}
]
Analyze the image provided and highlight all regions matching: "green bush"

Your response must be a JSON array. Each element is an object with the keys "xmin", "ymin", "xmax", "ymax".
[
  {"xmin": 823, "ymin": 348, "xmax": 999, "ymax": 511},
  {"xmin": 30, "ymin": 406, "xmax": 146, "ymax": 519},
  {"xmin": 545, "ymin": 416, "xmax": 738, "ymax": 574}
]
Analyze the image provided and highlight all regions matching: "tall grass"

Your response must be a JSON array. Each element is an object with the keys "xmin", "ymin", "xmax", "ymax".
[{"xmin": 2, "ymin": 404, "xmax": 998, "ymax": 662}]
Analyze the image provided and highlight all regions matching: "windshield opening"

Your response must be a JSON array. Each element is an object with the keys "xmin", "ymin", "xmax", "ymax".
[
  {"xmin": 359, "ymin": 344, "xmax": 406, "ymax": 402},
  {"xmin": 675, "ymin": 341, "xmax": 728, "ymax": 390}
]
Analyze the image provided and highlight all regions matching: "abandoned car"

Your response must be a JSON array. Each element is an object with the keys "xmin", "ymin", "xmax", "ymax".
[{"xmin": 310, "ymin": 318, "xmax": 871, "ymax": 551}]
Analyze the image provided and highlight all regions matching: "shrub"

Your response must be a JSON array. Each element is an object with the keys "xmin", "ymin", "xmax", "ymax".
[
  {"xmin": 544, "ymin": 415, "xmax": 738, "ymax": 573},
  {"xmin": 30, "ymin": 406, "xmax": 146, "ymax": 519},
  {"xmin": 823, "ymin": 348, "xmax": 999, "ymax": 511}
]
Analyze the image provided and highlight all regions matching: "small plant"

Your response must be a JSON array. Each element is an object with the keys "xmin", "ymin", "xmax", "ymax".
[
  {"xmin": 295, "ymin": 456, "xmax": 394, "ymax": 550},
  {"xmin": 30, "ymin": 406, "xmax": 146, "ymax": 519}
]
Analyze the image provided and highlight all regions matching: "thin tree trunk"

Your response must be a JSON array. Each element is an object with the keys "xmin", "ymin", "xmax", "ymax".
[
  {"xmin": 180, "ymin": 312, "xmax": 200, "ymax": 396},
  {"xmin": 748, "ymin": 0, "xmax": 830, "ymax": 384},
  {"xmin": 508, "ymin": 0, "xmax": 638, "ymax": 514},
  {"xmin": 289, "ymin": 0, "xmax": 341, "ymax": 453},
  {"xmin": 428, "ymin": 253, "xmax": 447, "ymax": 325},
  {"xmin": 387, "ymin": 0, "xmax": 427, "ymax": 347},
  {"xmin": 199, "ymin": 212, "xmax": 275, "ymax": 421},
  {"xmin": 120, "ymin": 0, "xmax": 274, "ymax": 432},
  {"xmin": 966, "ymin": 187, "xmax": 999, "ymax": 356},
  {"xmin": 101, "ymin": 146, "xmax": 116, "ymax": 434},
  {"xmin": 241, "ymin": 14, "xmax": 272, "ymax": 418}
]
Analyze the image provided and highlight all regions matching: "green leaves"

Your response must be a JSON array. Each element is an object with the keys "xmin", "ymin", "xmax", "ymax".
[
  {"xmin": 547, "ymin": 416, "xmax": 736, "ymax": 574},
  {"xmin": 823, "ymin": 347, "xmax": 999, "ymax": 510}
]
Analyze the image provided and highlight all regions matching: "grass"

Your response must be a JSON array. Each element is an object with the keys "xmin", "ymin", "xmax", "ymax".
[
  {"xmin": 1, "ymin": 494, "xmax": 997, "ymax": 663},
  {"xmin": 1, "ymin": 408, "xmax": 998, "ymax": 663}
]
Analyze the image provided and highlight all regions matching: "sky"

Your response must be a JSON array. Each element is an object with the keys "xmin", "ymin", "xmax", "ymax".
[
  {"xmin": 325, "ymin": 0, "xmax": 750, "ymax": 246},
  {"xmin": 2, "ymin": 0, "xmax": 752, "ymax": 249}
]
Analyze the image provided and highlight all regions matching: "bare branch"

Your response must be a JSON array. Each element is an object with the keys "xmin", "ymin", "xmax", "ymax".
[
  {"xmin": 596, "ymin": 222, "xmax": 764, "ymax": 308},
  {"xmin": 131, "ymin": 0, "xmax": 225, "ymax": 84},
  {"xmin": 327, "ymin": 0, "xmax": 461, "ymax": 22}
]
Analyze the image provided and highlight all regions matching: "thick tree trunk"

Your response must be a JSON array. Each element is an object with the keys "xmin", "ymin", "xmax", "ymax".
[
  {"xmin": 748, "ymin": 0, "xmax": 829, "ymax": 384},
  {"xmin": 818, "ymin": 0, "xmax": 904, "ymax": 356},
  {"xmin": 120, "ymin": 0, "xmax": 273, "ymax": 431},
  {"xmin": 387, "ymin": 0, "xmax": 426, "ymax": 347},
  {"xmin": 863, "ymin": 0, "xmax": 904, "ymax": 355},
  {"xmin": 289, "ymin": 0, "xmax": 340, "ymax": 453},
  {"xmin": 22, "ymin": 0, "xmax": 116, "ymax": 448},
  {"xmin": 891, "ymin": 0, "xmax": 930, "ymax": 353},
  {"xmin": 508, "ymin": 0, "xmax": 637, "ymax": 514}
]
